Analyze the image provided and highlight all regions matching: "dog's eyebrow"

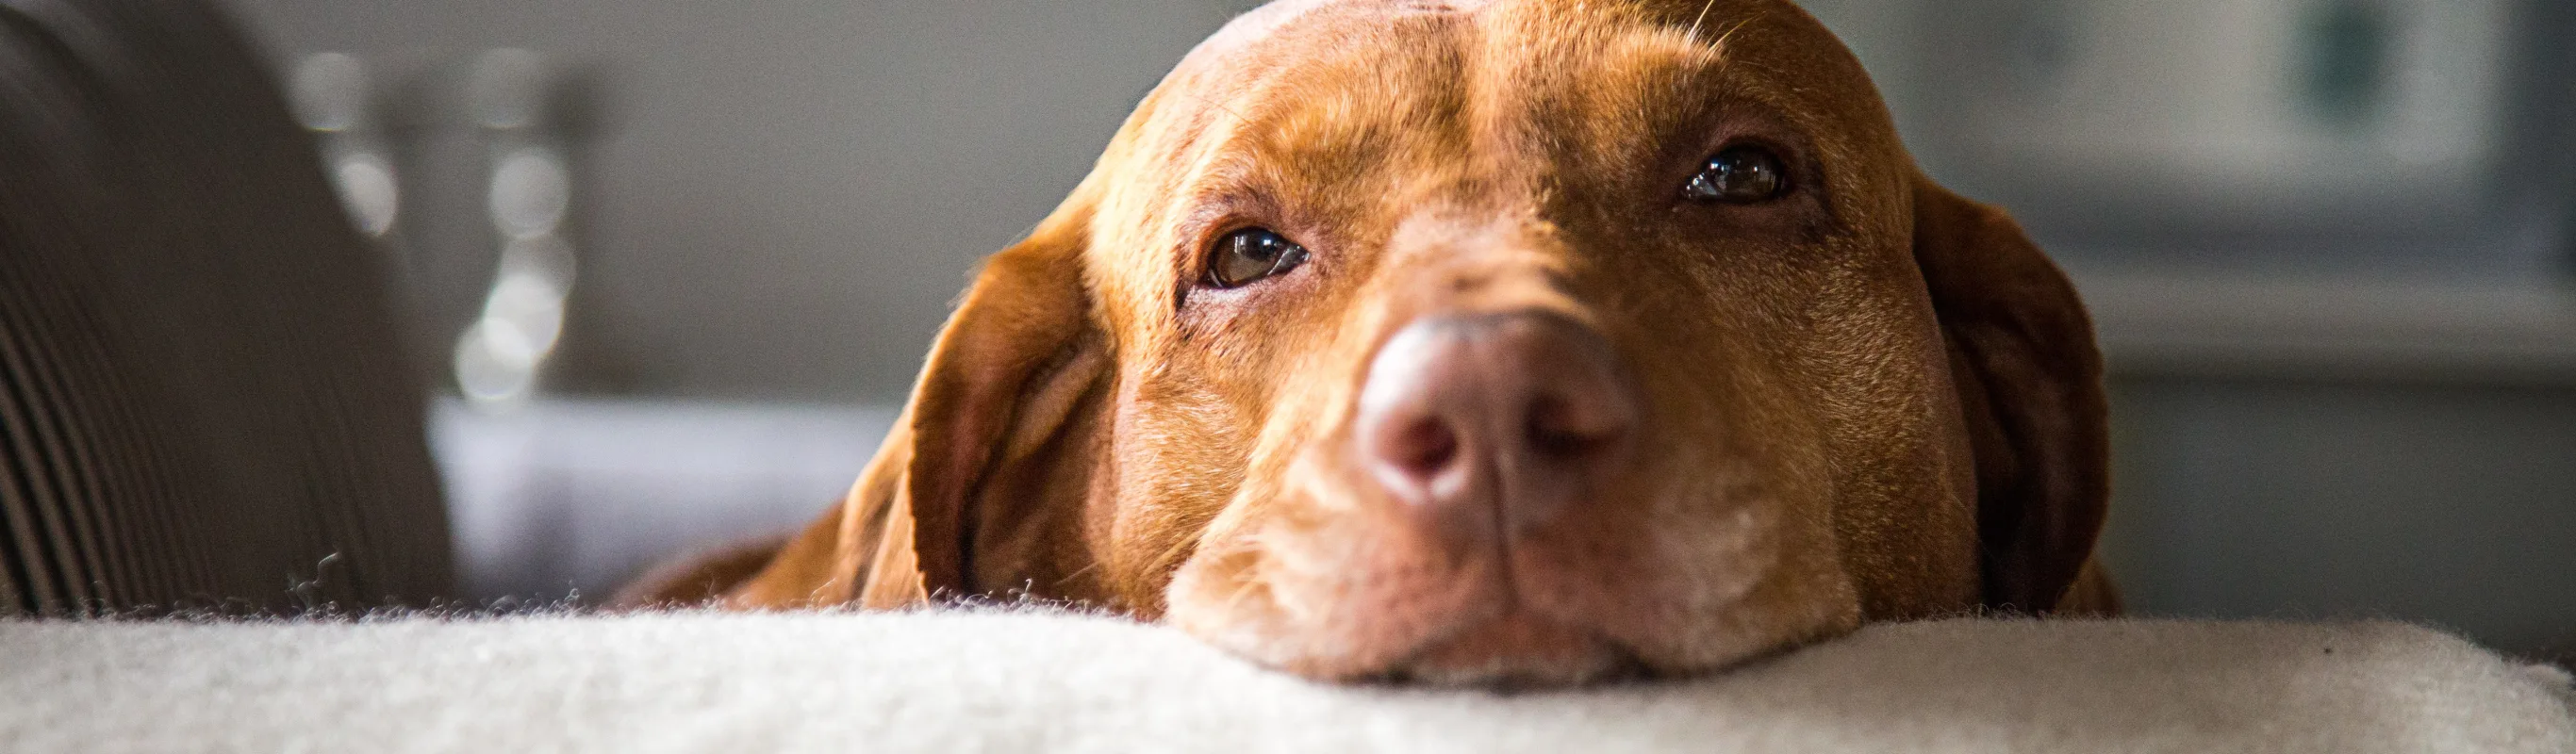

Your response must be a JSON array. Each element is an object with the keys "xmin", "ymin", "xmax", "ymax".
[
  {"xmin": 1638, "ymin": 14, "xmax": 1756, "ymax": 66},
  {"xmin": 1598, "ymin": 5, "xmax": 1763, "ymax": 73},
  {"xmin": 1571, "ymin": 16, "xmax": 1736, "ymax": 90}
]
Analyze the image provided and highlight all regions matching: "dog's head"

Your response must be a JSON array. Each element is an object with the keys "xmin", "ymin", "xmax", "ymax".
[{"xmin": 728, "ymin": 0, "xmax": 2109, "ymax": 684}]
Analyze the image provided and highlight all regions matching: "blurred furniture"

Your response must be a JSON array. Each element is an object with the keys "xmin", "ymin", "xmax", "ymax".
[
  {"xmin": 4, "ymin": 612, "xmax": 2569, "ymax": 752},
  {"xmin": 1869, "ymin": 0, "xmax": 2576, "ymax": 277},
  {"xmin": 2074, "ymin": 275, "xmax": 2576, "ymax": 664},
  {"xmin": 430, "ymin": 399, "xmax": 892, "ymax": 601},
  {"xmin": 0, "ymin": 0, "xmax": 451, "ymax": 614}
]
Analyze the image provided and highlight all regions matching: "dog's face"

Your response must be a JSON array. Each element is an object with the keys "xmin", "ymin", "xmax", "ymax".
[{"xmin": 726, "ymin": 0, "xmax": 2108, "ymax": 685}]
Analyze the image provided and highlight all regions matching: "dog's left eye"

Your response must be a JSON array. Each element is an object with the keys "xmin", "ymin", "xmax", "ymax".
[
  {"xmin": 1204, "ymin": 227, "xmax": 1310, "ymax": 288},
  {"xmin": 1683, "ymin": 145, "xmax": 1789, "ymax": 205}
]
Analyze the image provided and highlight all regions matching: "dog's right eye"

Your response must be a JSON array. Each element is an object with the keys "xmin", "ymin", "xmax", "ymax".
[
  {"xmin": 1683, "ymin": 144, "xmax": 1789, "ymax": 205},
  {"xmin": 1204, "ymin": 227, "xmax": 1310, "ymax": 288}
]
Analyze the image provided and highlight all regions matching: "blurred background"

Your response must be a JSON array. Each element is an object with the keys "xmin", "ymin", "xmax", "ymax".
[{"xmin": 214, "ymin": 1, "xmax": 2571, "ymax": 656}]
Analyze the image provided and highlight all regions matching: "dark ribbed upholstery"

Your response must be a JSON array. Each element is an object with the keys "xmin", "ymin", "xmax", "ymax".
[{"xmin": 0, "ymin": 0, "xmax": 454, "ymax": 615}]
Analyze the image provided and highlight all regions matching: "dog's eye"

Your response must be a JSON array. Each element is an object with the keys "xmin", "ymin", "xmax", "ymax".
[
  {"xmin": 1204, "ymin": 227, "xmax": 1309, "ymax": 288},
  {"xmin": 1682, "ymin": 145, "xmax": 1788, "ymax": 205}
]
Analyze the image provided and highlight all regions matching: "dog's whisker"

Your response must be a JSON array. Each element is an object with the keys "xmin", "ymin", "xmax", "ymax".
[
  {"xmin": 1219, "ymin": 565, "xmax": 1270, "ymax": 615},
  {"xmin": 1712, "ymin": 15, "xmax": 1759, "ymax": 51},
  {"xmin": 1684, "ymin": 0, "xmax": 1722, "ymax": 44},
  {"xmin": 1052, "ymin": 560, "xmax": 1106, "ymax": 588}
]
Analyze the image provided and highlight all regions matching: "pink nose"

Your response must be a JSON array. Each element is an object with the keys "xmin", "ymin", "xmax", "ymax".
[{"xmin": 1352, "ymin": 313, "xmax": 1642, "ymax": 539}]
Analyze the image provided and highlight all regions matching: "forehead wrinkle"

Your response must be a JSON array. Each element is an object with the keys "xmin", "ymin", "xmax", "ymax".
[
  {"xmin": 1226, "ymin": 13, "xmax": 1472, "ymax": 188},
  {"xmin": 1190, "ymin": 0, "xmax": 1499, "ymax": 61},
  {"xmin": 1452, "ymin": 3, "xmax": 1736, "ymax": 218}
]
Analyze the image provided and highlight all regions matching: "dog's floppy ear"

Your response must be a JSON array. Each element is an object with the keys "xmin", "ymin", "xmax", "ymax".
[
  {"xmin": 724, "ymin": 199, "xmax": 1110, "ymax": 610},
  {"xmin": 1910, "ymin": 177, "xmax": 2112, "ymax": 615}
]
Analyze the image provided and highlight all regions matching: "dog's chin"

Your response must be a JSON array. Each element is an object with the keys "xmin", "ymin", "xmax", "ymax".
[
  {"xmin": 1164, "ymin": 495, "xmax": 1859, "ymax": 687},
  {"xmin": 1167, "ymin": 562, "xmax": 1825, "ymax": 688},
  {"xmin": 1377, "ymin": 609, "xmax": 1643, "ymax": 687}
]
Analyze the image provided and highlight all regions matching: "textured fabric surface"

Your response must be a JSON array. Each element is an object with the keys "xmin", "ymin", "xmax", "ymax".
[
  {"xmin": 0, "ymin": 0, "xmax": 453, "ymax": 614},
  {"xmin": 2, "ymin": 612, "xmax": 2568, "ymax": 753}
]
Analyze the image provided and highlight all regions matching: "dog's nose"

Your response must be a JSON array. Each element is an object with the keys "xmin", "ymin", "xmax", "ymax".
[{"xmin": 1353, "ymin": 313, "xmax": 1641, "ymax": 536}]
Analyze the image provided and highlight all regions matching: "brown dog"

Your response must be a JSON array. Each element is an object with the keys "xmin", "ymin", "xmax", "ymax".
[{"xmin": 624, "ymin": 0, "xmax": 2116, "ymax": 685}]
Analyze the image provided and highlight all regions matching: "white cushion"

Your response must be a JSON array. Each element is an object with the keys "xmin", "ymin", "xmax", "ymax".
[{"xmin": 3, "ymin": 611, "xmax": 2568, "ymax": 753}]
